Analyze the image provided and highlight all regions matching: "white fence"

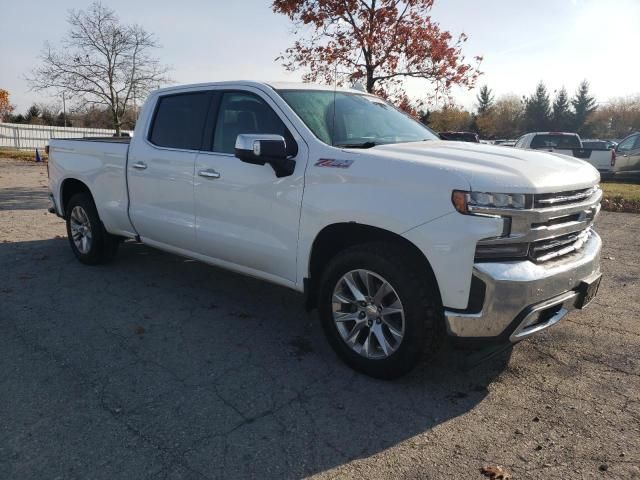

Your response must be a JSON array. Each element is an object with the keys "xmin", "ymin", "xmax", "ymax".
[{"xmin": 0, "ymin": 122, "xmax": 133, "ymax": 151}]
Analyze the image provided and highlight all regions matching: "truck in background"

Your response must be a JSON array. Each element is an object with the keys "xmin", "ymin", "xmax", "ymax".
[{"xmin": 513, "ymin": 132, "xmax": 617, "ymax": 175}]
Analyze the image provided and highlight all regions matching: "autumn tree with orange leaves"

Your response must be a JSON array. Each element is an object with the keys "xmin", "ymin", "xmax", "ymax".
[
  {"xmin": 0, "ymin": 89, "xmax": 15, "ymax": 121},
  {"xmin": 272, "ymin": 0, "xmax": 482, "ymax": 102}
]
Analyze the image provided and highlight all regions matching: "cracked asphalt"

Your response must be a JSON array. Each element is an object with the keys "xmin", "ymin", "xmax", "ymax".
[{"xmin": 1, "ymin": 158, "xmax": 639, "ymax": 479}]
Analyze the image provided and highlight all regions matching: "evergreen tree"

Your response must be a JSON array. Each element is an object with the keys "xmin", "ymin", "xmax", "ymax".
[
  {"xmin": 552, "ymin": 87, "xmax": 572, "ymax": 131},
  {"xmin": 524, "ymin": 82, "xmax": 551, "ymax": 131},
  {"xmin": 476, "ymin": 85, "xmax": 494, "ymax": 115},
  {"xmin": 25, "ymin": 105, "xmax": 41, "ymax": 123},
  {"xmin": 572, "ymin": 80, "xmax": 597, "ymax": 136}
]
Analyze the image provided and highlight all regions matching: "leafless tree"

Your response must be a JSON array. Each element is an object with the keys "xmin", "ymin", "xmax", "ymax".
[{"xmin": 28, "ymin": 1, "xmax": 170, "ymax": 134}]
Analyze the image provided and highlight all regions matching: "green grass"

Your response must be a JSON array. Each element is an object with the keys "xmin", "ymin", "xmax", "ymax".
[
  {"xmin": 601, "ymin": 182, "xmax": 640, "ymax": 201},
  {"xmin": 0, "ymin": 147, "xmax": 48, "ymax": 162},
  {"xmin": 601, "ymin": 182, "xmax": 640, "ymax": 213}
]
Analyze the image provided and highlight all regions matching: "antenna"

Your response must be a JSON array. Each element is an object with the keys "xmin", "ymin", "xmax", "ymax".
[{"xmin": 331, "ymin": 63, "xmax": 337, "ymax": 146}]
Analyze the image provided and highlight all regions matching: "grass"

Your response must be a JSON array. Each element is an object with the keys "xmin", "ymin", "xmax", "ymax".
[
  {"xmin": 0, "ymin": 147, "xmax": 48, "ymax": 162},
  {"xmin": 601, "ymin": 181, "xmax": 640, "ymax": 213}
]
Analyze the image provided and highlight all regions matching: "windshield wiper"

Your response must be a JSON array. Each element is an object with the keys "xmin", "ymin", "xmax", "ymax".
[{"xmin": 334, "ymin": 141, "xmax": 377, "ymax": 149}]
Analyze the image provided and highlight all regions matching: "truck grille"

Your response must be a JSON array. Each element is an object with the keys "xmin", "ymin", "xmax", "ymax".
[
  {"xmin": 533, "ymin": 186, "xmax": 598, "ymax": 208},
  {"xmin": 529, "ymin": 228, "xmax": 593, "ymax": 263}
]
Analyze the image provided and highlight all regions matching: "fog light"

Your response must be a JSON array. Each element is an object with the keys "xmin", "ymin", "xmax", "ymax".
[{"xmin": 475, "ymin": 243, "xmax": 529, "ymax": 260}]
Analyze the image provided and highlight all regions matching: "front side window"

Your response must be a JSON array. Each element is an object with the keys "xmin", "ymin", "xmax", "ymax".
[
  {"xmin": 149, "ymin": 92, "xmax": 211, "ymax": 150},
  {"xmin": 213, "ymin": 92, "xmax": 290, "ymax": 154},
  {"xmin": 617, "ymin": 134, "xmax": 638, "ymax": 152},
  {"xmin": 278, "ymin": 90, "xmax": 438, "ymax": 147}
]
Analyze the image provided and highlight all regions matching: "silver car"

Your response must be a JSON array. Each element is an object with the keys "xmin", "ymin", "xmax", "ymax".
[{"xmin": 614, "ymin": 132, "xmax": 640, "ymax": 180}]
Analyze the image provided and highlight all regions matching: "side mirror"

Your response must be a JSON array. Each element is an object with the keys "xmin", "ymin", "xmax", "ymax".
[{"xmin": 234, "ymin": 134, "xmax": 296, "ymax": 178}]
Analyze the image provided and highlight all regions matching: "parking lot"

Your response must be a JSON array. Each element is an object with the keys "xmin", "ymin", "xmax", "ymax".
[{"xmin": 1, "ymin": 158, "xmax": 639, "ymax": 479}]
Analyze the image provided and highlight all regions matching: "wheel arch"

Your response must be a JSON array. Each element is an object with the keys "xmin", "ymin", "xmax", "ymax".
[
  {"xmin": 60, "ymin": 178, "xmax": 92, "ymax": 217},
  {"xmin": 304, "ymin": 222, "xmax": 442, "ymax": 311}
]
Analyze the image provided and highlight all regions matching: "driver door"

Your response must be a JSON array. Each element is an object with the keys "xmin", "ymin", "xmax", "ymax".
[{"xmin": 193, "ymin": 89, "xmax": 307, "ymax": 284}]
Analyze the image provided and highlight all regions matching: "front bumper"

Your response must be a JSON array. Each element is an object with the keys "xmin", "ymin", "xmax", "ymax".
[{"xmin": 445, "ymin": 231, "xmax": 602, "ymax": 343}]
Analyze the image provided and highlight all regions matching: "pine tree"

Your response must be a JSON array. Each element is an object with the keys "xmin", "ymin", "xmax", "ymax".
[
  {"xmin": 572, "ymin": 80, "xmax": 597, "ymax": 136},
  {"xmin": 524, "ymin": 82, "xmax": 551, "ymax": 131},
  {"xmin": 552, "ymin": 87, "xmax": 572, "ymax": 131},
  {"xmin": 476, "ymin": 85, "xmax": 494, "ymax": 115}
]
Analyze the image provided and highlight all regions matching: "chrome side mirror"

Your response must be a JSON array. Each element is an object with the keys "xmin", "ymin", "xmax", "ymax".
[{"xmin": 234, "ymin": 134, "xmax": 295, "ymax": 177}]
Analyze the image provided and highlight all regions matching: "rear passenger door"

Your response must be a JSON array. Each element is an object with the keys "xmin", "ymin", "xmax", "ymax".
[
  {"xmin": 128, "ymin": 90, "xmax": 212, "ymax": 251},
  {"xmin": 193, "ymin": 88, "xmax": 307, "ymax": 284}
]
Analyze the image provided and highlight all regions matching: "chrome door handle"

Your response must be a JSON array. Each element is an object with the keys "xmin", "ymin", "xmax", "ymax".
[
  {"xmin": 132, "ymin": 162, "xmax": 147, "ymax": 170},
  {"xmin": 198, "ymin": 169, "xmax": 221, "ymax": 179}
]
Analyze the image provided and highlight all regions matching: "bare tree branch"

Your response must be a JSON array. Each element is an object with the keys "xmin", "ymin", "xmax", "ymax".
[{"xmin": 27, "ymin": 1, "xmax": 171, "ymax": 134}]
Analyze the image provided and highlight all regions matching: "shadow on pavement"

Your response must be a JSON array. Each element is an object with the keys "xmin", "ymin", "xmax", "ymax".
[
  {"xmin": 0, "ymin": 238, "xmax": 512, "ymax": 479},
  {"xmin": 0, "ymin": 186, "xmax": 49, "ymax": 211}
]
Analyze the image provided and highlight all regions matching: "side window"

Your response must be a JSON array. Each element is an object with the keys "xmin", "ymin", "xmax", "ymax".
[
  {"xmin": 212, "ymin": 92, "xmax": 291, "ymax": 154},
  {"xmin": 617, "ymin": 135, "xmax": 637, "ymax": 152},
  {"xmin": 633, "ymin": 135, "xmax": 640, "ymax": 150},
  {"xmin": 149, "ymin": 92, "xmax": 211, "ymax": 150}
]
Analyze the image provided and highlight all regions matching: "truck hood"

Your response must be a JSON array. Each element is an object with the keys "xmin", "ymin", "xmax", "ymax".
[{"xmin": 368, "ymin": 140, "xmax": 600, "ymax": 193}]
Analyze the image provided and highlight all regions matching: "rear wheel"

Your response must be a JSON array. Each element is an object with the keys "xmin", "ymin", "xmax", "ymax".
[
  {"xmin": 318, "ymin": 243, "xmax": 442, "ymax": 379},
  {"xmin": 65, "ymin": 193, "xmax": 119, "ymax": 265}
]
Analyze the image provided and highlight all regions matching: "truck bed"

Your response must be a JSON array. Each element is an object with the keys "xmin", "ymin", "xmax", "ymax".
[{"xmin": 48, "ymin": 137, "xmax": 136, "ymax": 238}]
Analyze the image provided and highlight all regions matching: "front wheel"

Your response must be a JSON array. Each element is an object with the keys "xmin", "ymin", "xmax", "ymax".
[
  {"xmin": 318, "ymin": 243, "xmax": 443, "ymax": 379},
  {"xmin": 65, "ymin": 193, "xmax": 119, "ymax": 265}
]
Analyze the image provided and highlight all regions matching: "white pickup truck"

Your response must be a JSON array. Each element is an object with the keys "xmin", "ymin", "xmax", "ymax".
[
  {"xmin": 48, "ymin": 81, "xmax": 603, "ymax": 379},
  {"xmin": 513, "ymin": 132, "xmax": 617, "ymax": 175}
]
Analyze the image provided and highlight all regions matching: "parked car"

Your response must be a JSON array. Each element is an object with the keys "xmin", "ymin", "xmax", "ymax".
[
  {"xmin": 439, "ymin": 131, "xmax": 480, "ymax": 142},
  {"xmin": 610, "ymin": 132, "xmax": 640, "ymax": 180},
  {"xmin": 514, "ymin": 132, "xmax": 615, "ymax": 175},
  {"xmin": 47, "ymin": 81, "xmax": 603, "ymax": 379}
]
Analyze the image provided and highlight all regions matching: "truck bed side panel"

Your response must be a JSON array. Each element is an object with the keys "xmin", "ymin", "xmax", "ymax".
[{"xmin": 48, "ymin": 139, "xmax": 137, "ymax": 237}]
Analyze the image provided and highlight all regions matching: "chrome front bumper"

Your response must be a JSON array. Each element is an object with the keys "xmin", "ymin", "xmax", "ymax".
[{"xmin": 445, "ymin": 231, "xmax": 602, "ymax": 342}]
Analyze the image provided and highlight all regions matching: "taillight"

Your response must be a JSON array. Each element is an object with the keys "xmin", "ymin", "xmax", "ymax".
[{"xmin": 611, "ymin": 149, "xmax": 616, "ymax": 167}]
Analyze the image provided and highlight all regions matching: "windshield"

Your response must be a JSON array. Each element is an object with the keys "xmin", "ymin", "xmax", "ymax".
[{"xmin": 277, "ymin": 89, "xmax": 439, "ymax": 147}]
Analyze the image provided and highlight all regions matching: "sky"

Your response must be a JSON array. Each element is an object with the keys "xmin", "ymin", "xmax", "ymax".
[{"xmin": 2, "ymin": 0, "xmax": 639, "ymax": 113}]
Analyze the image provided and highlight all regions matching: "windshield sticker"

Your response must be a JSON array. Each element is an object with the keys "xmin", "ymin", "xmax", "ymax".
[{"xmin": 315, "ymin": 158, "xmax": 354, "ymax": 169}]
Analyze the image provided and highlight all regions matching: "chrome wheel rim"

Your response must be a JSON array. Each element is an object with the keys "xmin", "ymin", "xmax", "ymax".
[
  {"xmin": 332, "ymin": 269, "xmax": 405, "ymax": 359},
  {"xmin": 69, "ymin": 206, "xmax": 92, "ymax": 254}
]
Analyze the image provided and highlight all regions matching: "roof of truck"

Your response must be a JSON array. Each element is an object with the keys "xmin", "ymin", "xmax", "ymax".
[{"xmin": 152, "ymin": 81, "xmax": 367, "ymax": 96}]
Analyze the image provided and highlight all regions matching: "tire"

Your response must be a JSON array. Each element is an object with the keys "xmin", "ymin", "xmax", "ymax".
[
  {"xmin": 65, "ymin": 193, "xmax": 119, "ymax": 265},
  {"xmin": 318, "ymin": 242, "xmax": 443, "ymax": 380}
]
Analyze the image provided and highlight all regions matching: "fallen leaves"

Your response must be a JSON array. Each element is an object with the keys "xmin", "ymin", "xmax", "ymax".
[{"xmin": 481, "ymin": 465, "xmax": 511, "ymax": 479}]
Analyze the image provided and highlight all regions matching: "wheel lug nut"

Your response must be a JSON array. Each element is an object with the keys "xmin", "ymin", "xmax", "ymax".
[
  {"xmin": 376, "ymin": 319, "xmax": 381, "ymax": 324},
  {"xmin": 359, "ymin": 311, "xmax": 366, "ymax": 319}
]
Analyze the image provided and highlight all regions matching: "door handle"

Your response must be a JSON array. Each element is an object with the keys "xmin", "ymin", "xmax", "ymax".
[
  {"xmin": 198, "ymin": 169, "xmax": 221, "ymax": 179},
  {"xmin": 132, "ymin": 162, "xmax": 147, "ymax": 170}
]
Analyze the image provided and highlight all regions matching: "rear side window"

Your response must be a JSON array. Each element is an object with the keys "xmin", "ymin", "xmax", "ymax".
[
  {"xmin": 149, "ymin": 92, "xmax": 211, "ymax": 150},
  {"xmin": 530, "ymin": 134, "xmax": 581, "ymax": 149}
]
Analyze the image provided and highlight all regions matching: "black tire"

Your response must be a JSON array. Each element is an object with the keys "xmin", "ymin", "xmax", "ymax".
[
  {"xmin": 318, "ymin": 242, "xmax": 443, "ymax": 380},
  {"xmin": 65, "ymin": 193, "xmax": 119, "ymax": 265}
]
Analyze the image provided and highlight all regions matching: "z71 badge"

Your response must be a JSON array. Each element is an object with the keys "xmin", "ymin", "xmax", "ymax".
[{"xmin": 314, "ymin": 158, "xmax": 354, "ymax": 169}]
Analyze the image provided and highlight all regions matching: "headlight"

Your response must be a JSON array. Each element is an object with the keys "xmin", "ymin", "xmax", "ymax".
[{"xmin": 452, "ymin": 190, "xmax": 530, "ymax": 214}]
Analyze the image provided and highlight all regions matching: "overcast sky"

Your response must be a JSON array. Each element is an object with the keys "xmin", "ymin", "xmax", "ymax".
[{"xmin": 2, "ymin": 0, "xmax": 639, "ymax": 113}]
